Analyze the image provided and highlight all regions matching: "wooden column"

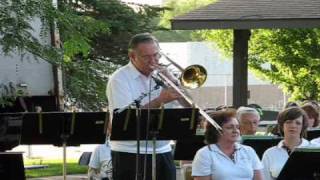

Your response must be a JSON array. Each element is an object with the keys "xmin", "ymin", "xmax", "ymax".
[{"xmin": 233, "ymin": 29, "xmax": 251, "ymax": 108}]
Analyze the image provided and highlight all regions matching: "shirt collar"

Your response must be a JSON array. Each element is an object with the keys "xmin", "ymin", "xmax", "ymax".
[
  {"xmin": 128, "ymin": 61, "xmax": 146, "ymax": 80},
  {"xmin": 210, "ymin": 142, "xmax": 242, "ymax": 153},
  {"xmin": 277, "ymin": 138, "xmax": 310, "ymax": 148}
]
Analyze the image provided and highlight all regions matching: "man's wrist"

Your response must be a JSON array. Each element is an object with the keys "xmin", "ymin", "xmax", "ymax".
[{"xmin": 153, "ymin": 97, "xmax": 162, "ymax": 107}]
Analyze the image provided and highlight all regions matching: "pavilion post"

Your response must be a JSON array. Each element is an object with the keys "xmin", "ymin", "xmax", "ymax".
[{"xmin": 233, "ymin": 29, "xmax": 251, "ymax": 108}]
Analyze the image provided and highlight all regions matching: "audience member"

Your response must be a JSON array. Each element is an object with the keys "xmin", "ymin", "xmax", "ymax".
[
  {"xmin": 192, "ymin": 109, "xmax": 263, "ymax": 180},
  {"xmin": 301, "ymin": 103, "xmax": 319, "ymax": 128},
  {"xmin": 262, "ymin": 107, "xmax": 311, "ymax": 180},
  {"xmin": 284, "ymin": 101, "xmax": 299, "ymax": 109},
  {"xmin": 88, "ymin": 143, "xmax": 112, "ymax": 180},
  {"xmin": 302, "ymin": 100, "xmax": 320, "ymax": 112},
  {"xmin": 237, "ymin": 106, "xmax": 261, "ymax": 135}
]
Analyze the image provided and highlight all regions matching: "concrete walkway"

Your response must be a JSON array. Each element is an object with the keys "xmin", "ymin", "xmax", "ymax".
[
  {"xmin": 27, "ymin": 174, "xmax": 87, "ymax": 180},
  {"xmin": 27, "ymin": 168, "xmax": 184, "ymax": 180}
]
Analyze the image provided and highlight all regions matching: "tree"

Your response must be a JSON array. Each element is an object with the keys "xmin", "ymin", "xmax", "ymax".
[
  {"xmin": 195, "ymin": 29, "xmax": 320, "ymax": 101},
  {"xmin": 153, "ymin": 0, "xmax": 215, "ymax": 42},
  {"xmin": 60, "ymin": 0, "xmax": 164, "ymax": 111},
  {"xmin": 160, "ymin": 0, "xmax": 320, "ymax": 102},
  {"xmin": 0, "ymin": 0, "xmax": 164, "ymax": 111},
  {"xmin": 0, "ymin": 0, "xmax": 62, "ymax": 61}
]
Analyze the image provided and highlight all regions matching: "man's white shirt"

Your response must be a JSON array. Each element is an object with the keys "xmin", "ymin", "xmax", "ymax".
[{"xmin": 107, "ymin": 62, "xmax": 180, "ymax": 154}]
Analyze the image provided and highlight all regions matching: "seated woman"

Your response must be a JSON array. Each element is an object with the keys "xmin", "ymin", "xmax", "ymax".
[
  {"xmin": 192, "ymin": 109, "xmax": 263, "ymax": 180},
  {"xmin": 301, "ymin": 103, "xmax": 319, "ymax": 128},
  {"xmin": 262, "ymin": 107, "xmax": 311, "ymax": 180}
]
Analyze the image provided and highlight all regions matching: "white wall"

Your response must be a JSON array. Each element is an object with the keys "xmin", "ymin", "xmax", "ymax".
[
  {"xmin": 0, "ymin": 17, "xmax": 54, "ymax": 96},
  {"xmin": 159, "ymin": 42, "xmax": 286, "ymax": 110},
  {"xmin": 160, "ymin": 42, "xmax": 270, "ymax": 87}
]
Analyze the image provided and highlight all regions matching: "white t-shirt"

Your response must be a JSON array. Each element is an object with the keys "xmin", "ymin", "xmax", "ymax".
[
  {"xmin": 192, "ymin": 143, "xmax": 263, "ymax": 180},
  {"xmin": 261, "ymin": 138, "xmax": 311, "ymax": 180},
  {"xmin": 107, "ymin": 62, "xmax": 176, "ymax": 154},
  {"xmin": 88, "ymin": 144, "xmax": 112, "ymax": 179},
  {"xmin": 89, "ymin": 144, "xmax": 112, "ymax": 169}
]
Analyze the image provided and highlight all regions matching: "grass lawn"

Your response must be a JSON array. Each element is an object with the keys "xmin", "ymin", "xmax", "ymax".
[{"xmin": 24, "ymin": 159, "xmax": 88, "ymax": 178}]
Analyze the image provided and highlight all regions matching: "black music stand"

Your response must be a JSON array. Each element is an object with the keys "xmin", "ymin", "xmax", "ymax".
[
  {"xmin": 0, "ymin": 152, "xmax": 25, "ymax": 180},
  {"xmin": 111, "ymin": 108, "xmax": 199, "ymax": 140},
  {"xmin": 20, "ymin": 112, "xmax": 108, "ymax": 146},
  {"xmin": 174, "ymin": 135, "xmax": 205, "ymax": 160},
  {"xmin": 20, "ymin": 112, "xmax": 108, "ymax": 180},
  {"xmin": 0, "ymin": 113, "xmax": 24, "ymax": 151},
  {"xmin": 277, "ymin": 148, "xmax": 320, "ymax": 180},
  {"xmin": 0, "ymin": 113, "xmax": 25, "ymax": 180},
  {"xmin": 111, "ymin": 107, "xmax": 199, "ymax": 179},
  {"xmin": 241, "ymin": 135, "xmax": 282, "ymax": 159},
  {"xmin": 307, "ymin": 128, "xmax": 320, "ymax": 141}
]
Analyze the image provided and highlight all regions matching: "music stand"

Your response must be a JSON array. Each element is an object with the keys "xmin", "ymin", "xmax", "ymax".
[
  {"xmin": 111, "ymin": 108, "xmax": 199, "ymax": 140},
  {"xmin": 0, "ymin": 152, "xmax": 25, "ymax": 180},
  {"xmin": 0, "ymin": 113, "xmax": 25, "ymax": 180},
  {"xmin": 111, "ymin": 107, "xmax": 199, "ymax": 179},
  {"xmin": 0, "ymin": 113, "xmax": 24, "ymax": 151},
  {"xmin": 20, "ymin": 112, "xmax": 108, "ymax": 180},
  {"xmin": 241, "ymin": 135, "xmax": 282, "ymax": 159},
  {"xmin": 20, "ymin": 112, "xmax": 108, "ymax": 145},
  {"xmin": 174, "ymin": 135, "xmax": 205, "ymax": 161},
  {"xmin": 277, "ymin": 148, "xmax": 320, "ymax": 180}
]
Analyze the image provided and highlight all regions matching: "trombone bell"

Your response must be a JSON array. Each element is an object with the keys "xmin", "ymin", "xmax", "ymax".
[{"xmin": 181, "ymin": 65, "xmax": 207, "ymax": 89}]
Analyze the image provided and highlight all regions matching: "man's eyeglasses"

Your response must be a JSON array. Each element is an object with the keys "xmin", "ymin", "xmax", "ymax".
[{"xmin": 139, "ymin": 52, "xmax": 162, "ymax": 61}]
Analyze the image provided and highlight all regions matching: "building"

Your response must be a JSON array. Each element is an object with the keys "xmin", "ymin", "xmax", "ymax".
[{"xmin": 160, "ymin": 42, "xmax": 287, "ymax": 110}]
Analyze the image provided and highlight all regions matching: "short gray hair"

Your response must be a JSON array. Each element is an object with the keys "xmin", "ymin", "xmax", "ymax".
[
  {"xmin": 236, "ymin": 106, "xmax": 260, "ymax": 122},
  {"xmin": 128, "ymin": 32, "xmax": 159, "ymax": 51}
]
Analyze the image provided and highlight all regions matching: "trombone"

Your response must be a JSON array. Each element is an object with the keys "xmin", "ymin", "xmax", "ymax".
[{"xmin": 155, "ymin": 53, "xmax": 222, "ymax": 131}]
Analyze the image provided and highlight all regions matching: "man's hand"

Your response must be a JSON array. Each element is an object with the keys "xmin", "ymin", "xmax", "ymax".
[
  {"xmin": 142, "ymin": 87, "xmax": 181, "ymax": 108},
  {"xmin": 158, "ymin": 87, "xmax": 181, "ymax": 104}
]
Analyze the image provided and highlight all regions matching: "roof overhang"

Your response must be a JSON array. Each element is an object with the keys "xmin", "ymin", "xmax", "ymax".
[
  {"xmin": 171, "ymin": 0, "xmax": 320, "ymax": 30},
  {"xmin": 172, "ymin": 18, "xmax": 320, "ymax": 30}
]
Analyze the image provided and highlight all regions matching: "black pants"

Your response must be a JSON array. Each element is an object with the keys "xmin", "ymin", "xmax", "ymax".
[{"xmin": 111, "ymin": 151, "xmax": 176, "ymax": 180}]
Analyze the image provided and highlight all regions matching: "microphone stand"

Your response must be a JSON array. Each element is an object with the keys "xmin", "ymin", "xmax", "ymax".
[
  {"xmin": 143, "ymin": 76, "xmax": 164, "ymax": 180},
  {"xmin": 115, "ymin": 81, "xmax": 161, "ymax": 180}
]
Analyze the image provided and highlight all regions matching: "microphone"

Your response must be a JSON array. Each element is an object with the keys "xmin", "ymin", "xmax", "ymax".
[{"xmin": 151, "ymin": 75, "xmax": 166, "ymax": 88}]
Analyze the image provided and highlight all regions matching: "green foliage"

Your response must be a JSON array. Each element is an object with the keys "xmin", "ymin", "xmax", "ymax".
[
  {"xmin": 25, "ymin": 159, "xmax": 86, "ymax": 178},
  {"xmin": 152, "ymin": 0, "xmax": 215, "ymax": 43},
  {"xmin": 249, "ymin": 29, "xmax": 320, "ymax": 100},
  {"xmin": 153, "ymin": 30, "xmax": 194, "ymax": 42},
  {"xmin": 57, "ymin": 1, "xmax": 110, "ymax": 61},
  {"xmin": 0, "ymin": 0, "xmax": 163, "ymax": 111},
  {"xmin": 0, "ymin": 0, "xmax": 62, "ymax": 63},
  {"xmin": 64, "ymin": 58, "xmax": 119, "ymax": 111},
  {"xmin": 197, "ymin": 28, "xmax": 320, "ymax": 101},
  {"xmin": 160, "ymin": 0, "xmax": 320, "ymax": 102},
  {"xmin": 60, "ymin": 0, "xmax": 164, "ymax": 111},
  {"xmin": 160, "ymin": 0, "xmax": 215, "ymax": 29},
  {"xmin": 193, "ymin": 29, "xmax": 233, "ymax": 57}
]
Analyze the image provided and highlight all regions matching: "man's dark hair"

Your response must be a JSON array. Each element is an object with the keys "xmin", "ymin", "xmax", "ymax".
[{"xmin": 128, "ymin": 33, "xmax": 159, "ymax": 51}]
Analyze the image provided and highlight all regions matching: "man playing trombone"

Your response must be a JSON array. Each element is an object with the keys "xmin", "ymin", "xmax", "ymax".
[{"xmin": 107, "ymin": 32, "xmax": 186, "ymax": 180}]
